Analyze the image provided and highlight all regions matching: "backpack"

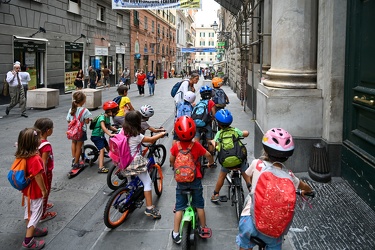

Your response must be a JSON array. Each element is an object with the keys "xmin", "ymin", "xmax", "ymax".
[
  {"xmin": 176, "ymin": 101, "xmax": 193, "ymax": 118},
  {"xmin": 171, "ymin": 81, "xmax": 182, "ymax": 97},
  {"xmin": 66, "ymin": 108, "xmax": 86, "ymax": 141},
  {"xmin": 89, "ymin": 114, "xmax": 103, "ymax": 130},
  {"xmin": 212, "ymin": 88, "xmax": 226, "ymax": 108},
  {"xmin": 113, "ymin": 95, "xmax": 122, "ymax": 105},
  {"xmin": 174, "ymin": 142, "xmax": 196, "ymax": 183},
  {"xmin": 7, "ymin": 158, "xmax": 31, "ymax": 190},
  {"xmin": 191, "ymin": 100, "xmax": 210, "ymax": 127},
  {"xmin": 217, "ymin": 128, "xmax": 247, "ymax": 168},
  {"xmin": 108, "ymin": 130, "xmax": 134, "ymax": 170},
  {"xmin": 251, "ymin": 160, "xmax": 297, "ymax": 238}
]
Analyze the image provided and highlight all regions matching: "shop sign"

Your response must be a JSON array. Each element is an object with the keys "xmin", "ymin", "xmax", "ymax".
[
  {"xmin": 116, "ymin": 45, "xmax": 125, "ymax": 54},
  {"xmin": 95, "ymin": 46, "xmax": 108, "ymax": 56},
  {"xmin": 65, "ymin": 42, "xmax": 83, "ymax": 52},
  {"xmin": 14, "ymin": 42, "xmax": 46, "ymax": 52}
]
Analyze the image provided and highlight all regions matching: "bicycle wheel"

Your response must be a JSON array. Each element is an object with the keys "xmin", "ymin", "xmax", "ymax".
[
  {"xmin": 107, "ymin": 165, "xmax": 128, "ymax": 190},
  {"xmin": 153, "ymin": 144, "xmax": 167, "ymax": 166},
  {"xmin": 151, "ymin": 164, "xmax": 163, "ymax": 197},
  {"xmin": 212, "ymin": 119, "xmax": 218, "ymax": 135},
  {"xmin": 103, "ymin": 187, "xmax": 131, "ymax": 229},
  {"xmin": 235, "ymin": 186, "xmax": 244, "ymax": 222},
  {"xmin": 181, "ymin": 222, "xmax": 191, "ymax": 250},
  {"xmin": 83, "ymin": 144, "xmax": 98, "ymax": 165}
]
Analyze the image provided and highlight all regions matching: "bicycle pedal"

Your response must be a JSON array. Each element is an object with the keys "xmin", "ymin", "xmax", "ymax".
[
  {"xmin": 219, "ymin": 195, "xmax": 228, "ymax": 202},
  {"xmin": 135, "ymin": 200, "xmax": 144, "ymax": 208}
]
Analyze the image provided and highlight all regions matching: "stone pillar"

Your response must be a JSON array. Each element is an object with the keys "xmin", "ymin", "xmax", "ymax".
[
  {"xmin": 263, "ymin": 0, "xmax": 318, "ymax": 88},
  {"xmin": 261, "ymin": 0, "xmax": 272, "ymax": 74}
]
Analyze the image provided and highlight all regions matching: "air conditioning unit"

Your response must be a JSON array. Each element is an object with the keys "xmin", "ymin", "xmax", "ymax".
[{"xmin": 68, "ymin": 1, "xmax": 80, "ymax": 14}]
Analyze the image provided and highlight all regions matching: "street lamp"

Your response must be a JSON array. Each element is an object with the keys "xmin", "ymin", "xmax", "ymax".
[{"xmin": 211, "ymin": 21, "xmax": 231, "ymax": 40}]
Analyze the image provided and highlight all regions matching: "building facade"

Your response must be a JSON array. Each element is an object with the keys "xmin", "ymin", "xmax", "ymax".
[
  {"xmin": 194, "ymin": 25, "xmax": 217, "ymax": 70},
  {"xmin": 176, "ymin": 9, "xmax": 195, "ymax": 75}
]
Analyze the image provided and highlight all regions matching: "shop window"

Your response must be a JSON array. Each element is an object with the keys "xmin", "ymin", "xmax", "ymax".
[
  {"xmin": 117, "ymin": 14, "xmax": 123, "ymax": 28},
  {"xmin": 97, "ymin": 4, "xmax": 105, "ymax": 22}
]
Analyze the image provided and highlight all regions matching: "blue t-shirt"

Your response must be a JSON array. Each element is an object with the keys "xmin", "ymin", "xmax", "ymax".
[{"xmin": 147, "ymin": 74, "xmax": 156, "ymax": 84}]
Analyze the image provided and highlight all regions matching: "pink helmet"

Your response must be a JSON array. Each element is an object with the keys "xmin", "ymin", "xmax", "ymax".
[{"xmin": 262, "ymin": 128, "xmax": 294, "ymax": 160}]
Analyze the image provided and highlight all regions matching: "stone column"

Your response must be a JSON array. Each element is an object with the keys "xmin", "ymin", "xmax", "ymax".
[
  {"xmin": 263, "ymin": 0, "xmax": 318, "ymax": 88},
  {"xmin": 261, "ymin": 0, "xmax": 272, "ymax": 74}
]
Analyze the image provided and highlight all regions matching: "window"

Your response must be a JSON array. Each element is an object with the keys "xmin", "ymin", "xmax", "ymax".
[
  {"xmin": 68, "ymin": 0, "xmax": 80, "ymax": 14},
  {"xmin": 97, "ymin": 5, "xmax": 105, "ymax": 22},
  {"xmin": 201, "ymin": 58, "xmax": 203, "ymax": 61},
  {"xmin": 117, "ymin": 14, "xmax": 123, "ymax": 28},
  {"xmin": 200, "ymin": 32, "xmax": 205, "ymax": 37},
  {"xmin": 210, "ymin": 52, "xmax": 213, "ymax": 55},
  {"xmin": 151, "ymin": 21, "xmax": 155, "ymax": 33},
  {"xmin": 144, "ymin": 16, "xmax": 148, "ymax": 30},
  {"xmin": 200, "ymin": 41, "xmax": 205, "ymax": 46},
  {"xmin": 133, "ymin": 10, "xmax": 139, "ymax": 26}
]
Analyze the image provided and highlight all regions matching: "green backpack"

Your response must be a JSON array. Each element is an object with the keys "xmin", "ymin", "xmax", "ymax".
[
  {"xmin": 217, "ymin": 127, "xmax": 247, "ymax": 168},
  {"xmin": 89, "ymin": 114, "xmax": 103, "ymax": 130}
]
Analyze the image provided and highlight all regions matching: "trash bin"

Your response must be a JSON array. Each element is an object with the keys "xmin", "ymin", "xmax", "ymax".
[
  {"xmin": 308, "ymin": 143, "xmax": 331, "ymax": 183},
  {"xmin": 164, "ymin": 71, "xmax": 167, "ymax": 79}
]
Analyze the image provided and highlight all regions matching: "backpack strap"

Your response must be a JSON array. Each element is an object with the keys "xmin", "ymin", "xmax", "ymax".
[
  {"xmin": 177, "ymin": 141, "xmax": 194, "ymax": 154},
  {"xmin": 38, "ymin": 141, "xmax": 51, "ymax": 150},
  {"xmin": 77, "ymin": 108, "xmax": 86, "ymax": 121}
]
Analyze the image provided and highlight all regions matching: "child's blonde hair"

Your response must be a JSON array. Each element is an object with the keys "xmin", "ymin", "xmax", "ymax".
[
  {"xmin": 70, "ymin": 91, "xmax": 86, "ymax": 116},
  {"xmin": 15, "ymin": 128, "xmax": 41, "ymax": 158}
]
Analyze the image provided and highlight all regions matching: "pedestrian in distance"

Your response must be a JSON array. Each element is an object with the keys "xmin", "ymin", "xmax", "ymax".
[
  {"xmin": 123, "ymin": 111, "xmax": 167, "ymax": 219},
  {"xmin": 146, "ymin": 71, "xmax": 157, "ymax": 96},
  {"xmin": 20, "ymin": 64, "xmax": 31, "ymax": 100},
  {"xmin": 102, "ymin": 65, "xmax": 112, "ymax": 90},
  {"xmin": 74, "ymin": 69, "xmax": 84, "ymax": 90},
  {"xmin": 236, "ymin": 128, "xmax": 313, "ymax": 250},
  {"xmin": 66, "ymin": 91, "xmax": 92, "ymax": 169},
  {"xmin": 113, "ymin": 85, "xmax": 135, "ymax": 128},
  {"xmin": 121, "ymin": 67, "xmax": 130, "ymax": 89},
  {"xmin": 88, "ymin": 66, "xmax": 98, "ymax": 89},
  {"xmin": 90, "ymin": 101, "xmax": 119, "ymax": 173},
  {"xmin": 139, "ymin": 104, "xmax": 165, "ymax": 135},
  {"xmin": 170, "ymin": 116, "xmax": 215, "ymax": 244},
  {"xmin": 210, "ymin": 109, "xmax": 250, "ymax": 202},
  {"xmin": 173, "ymin": 72, "xmax": 200, "ymax": 104},
  {"xmin": 16, "ymin": 128, "xmax": 48, "ymax": 249},
  {"xmin": 5, "ymin": 61, "xmax": 28, "ymax": 118},
  {"xmin": 136, "ymin": 69, "xmax": 146, "ymax": 96}
]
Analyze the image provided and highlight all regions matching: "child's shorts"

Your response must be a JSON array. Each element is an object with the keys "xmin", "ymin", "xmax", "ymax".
[
  {"xmin": 236, "ymin": 215, "xmax": 283, "ymax": 250},
  {"xmin": 24, "ymin": 198, "xmax": 43, "ymax": 228},
  {"xmin": 175, "ymin": 179, "xmax": 204, "ymax": 211},
  {"xmin": 91, "ymin": 136, "xmax": 108, "ymax": 150},
  {"xmin": 195, "ymin": 125, "xmax": 213, "ymax": 140},
  {"xmin": 221, "ymin": 160, "xmax": 248, "ymax": 173},
  {"xmin": 74, "ymin": 131, "xmax": 87, "ymax": 142}
]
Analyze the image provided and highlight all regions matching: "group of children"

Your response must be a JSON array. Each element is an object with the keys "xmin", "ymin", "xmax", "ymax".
[{"xmin": 15, "ymin": 75, "xmax": 312, "ymax": 250}]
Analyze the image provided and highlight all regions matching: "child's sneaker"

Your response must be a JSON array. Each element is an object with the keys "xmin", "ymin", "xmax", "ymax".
[
  {"xmin": 211, "ymin": 193, "xmax": 220, "ymax": 202},
  {"xmin": 171, "ymin": 231, "xmax": 181, "ymax": 244},
  {"xmin": 22, "ymin": 238, "xmax": 45, "ymax": 249},
  {"xmin": 144, "ymin": 207, "xmax": 161, "ymax": 219}
]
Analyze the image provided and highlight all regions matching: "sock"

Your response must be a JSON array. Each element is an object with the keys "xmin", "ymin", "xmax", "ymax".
[
  {"xmin": 146, "ymin": 206, "xmax": 153, "ymax": 210},
  {"xmin": 24, "ymin": 237, "xmax": 33, "ymax": 244},
  {"xmin": 173, "ymin": 231, "xmax": 179, "ymax": 237}
]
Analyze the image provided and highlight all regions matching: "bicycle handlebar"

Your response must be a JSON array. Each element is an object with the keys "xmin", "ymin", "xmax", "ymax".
[{"xmin": 296, "ymin": 189, "xmax": 315, "ymax": 198}]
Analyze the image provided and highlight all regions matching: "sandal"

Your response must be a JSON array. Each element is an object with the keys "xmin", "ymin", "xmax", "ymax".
[
  {"xmin": 39, "ymin": 211, "xmax": 57, "ymax": 223},
  {"xmin": 98, "ymin": 167, "xmax": 109, "ymax": 173},
  {"xmin": 33, "ymin": 227, "xmax": 48, "ymax": 237},
  {"xmin": 198, "ymin": 226, "xmax": 212, "ymax": 239},
  {"xmin": 46, "ymin": 203, "xmax": 54, "ymax": 210},
  {"xmin": 22, "ymin": 238, "xmax": 45, "ymax": 249}
]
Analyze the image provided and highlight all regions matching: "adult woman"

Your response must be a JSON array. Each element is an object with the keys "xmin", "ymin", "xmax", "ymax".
[
  {"xmin": 75, "ymin": 69, "xmax": 84, "ymax": 90},
  {"xmin": 136, "ymin": 69, "xmax": 146, "ymax": 96}
]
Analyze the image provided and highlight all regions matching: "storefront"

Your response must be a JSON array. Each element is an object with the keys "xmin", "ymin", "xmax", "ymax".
[
  {"xmin": 13, "ymin": 36, "xmax": 48, "ymax": 89},
  {"xmin": 90, "ymin": 46, "xmax": 113, "ymax": 86},
  {"xmin": 65, "ymin": 42, "xmax": 83, "ymax": 93}
]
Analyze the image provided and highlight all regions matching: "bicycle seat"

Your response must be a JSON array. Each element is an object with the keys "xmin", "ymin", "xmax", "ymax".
[
  {"xmin": 181, "ymin": 190, "xmax": 193, "ymax": 195},
  {"xmin": 250, "ymin": 236, "xmax": 266, "ymax": 248}
]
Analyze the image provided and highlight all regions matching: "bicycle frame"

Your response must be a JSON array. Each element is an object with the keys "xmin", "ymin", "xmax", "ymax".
[
  {"xmin": 114, "ymin": 176, "xmax": 144, "ymax": 212},
  {"xmin": 180, "ymin": 193, "xmax": 196, "ymax": 231}
]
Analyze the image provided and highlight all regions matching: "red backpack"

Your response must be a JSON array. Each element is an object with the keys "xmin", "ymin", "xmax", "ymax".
[
  {"xmin": 251, "ymin": 160, "xmax": 296, "ymax": 238},
  {"xmin": 173, "ymin": 142, "xmax": 197, "ymax": 183},
  {"xmin": 66, "ymin": 108, "xmax": 86, "ymax": 141}
]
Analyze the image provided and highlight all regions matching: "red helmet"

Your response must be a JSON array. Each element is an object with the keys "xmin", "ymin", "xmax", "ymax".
[
  {"xmin": 103, "ymin": 101, "xmax": 119, "ymax": 111},
  {"xmin": 174, "ymin": 116, "xmax": 196, "ymax": 141}
]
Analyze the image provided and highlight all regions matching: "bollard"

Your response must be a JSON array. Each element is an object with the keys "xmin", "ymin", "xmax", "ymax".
[{"xmin": 308, "ymin": 143, "xmax": 331, "ymax": 183}]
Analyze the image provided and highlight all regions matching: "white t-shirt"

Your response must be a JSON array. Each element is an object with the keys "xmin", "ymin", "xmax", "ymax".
[
  {"xmin": 19, "ymin": 72, "xmax": 31, "ymax": 86},
  {"xmin": 173, "ymin": 79, "xmax": 190, "ymax": 104},
  {"xmin": 241, "ymin": 159, "xmax": 300, "ymax": 216},
  {"xmin": 128, "ymin": 134, "xmax": 144, "ymax": 157}
]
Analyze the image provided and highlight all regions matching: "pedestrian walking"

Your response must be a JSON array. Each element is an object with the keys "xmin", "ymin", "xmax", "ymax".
[
  {"xmin": 121, "ymin": 67, "xmax": 130, "ymax": 89},
  {"xmin": 74, "ymin": 69, "xmax": 84, "ymax": 90},
  {"xmin": 5, "ymin": 61, "xmax": 27, "ymax": 118},
  {"xmin": 146, "ymin": 71, "xmax": 156, "ymax": 96},
  {"xmin": 20, "ymin": 65, "xmax": 31, "ymax": 99},
  {"xmin": 88, "ymin": 66, "xmax": 98, "ymax": 89},
  {"xmin": 102, "ymin": 65, "xmax": 112, "ymax": 90},
  {"xmin": 136, "ymin": 69, "xmax": 146, "ymax": 96}
]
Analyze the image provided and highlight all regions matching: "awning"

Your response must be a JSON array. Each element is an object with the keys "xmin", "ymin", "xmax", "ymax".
[
  {"xmin": 214, "ymin": 0, "xmax": 243, "ymax": 16},
  {"xmin": 213, "ymin": 60, "xmax": 227, "ymax": 66},
  {"xmin": 13, "ymin": 36, "xmax": 48, "ymax": 42}
]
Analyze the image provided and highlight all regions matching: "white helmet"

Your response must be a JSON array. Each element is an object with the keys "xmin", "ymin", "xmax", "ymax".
[
  {"xmin": 139, "ymin": 104, "xmax": 154, "ymax": 118},
  {"xmin": 184, "ymin": 91, "xmax": 196, "ymax": 103}
]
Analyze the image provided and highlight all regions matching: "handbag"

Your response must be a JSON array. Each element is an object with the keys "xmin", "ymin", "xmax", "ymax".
[
  {"xmin": 121, "ymin": 154, "xmax": 149, "ymax": 176},
  {"xmin": 2, "ymin": 77, "xmax": 9, "ymax": 96}
]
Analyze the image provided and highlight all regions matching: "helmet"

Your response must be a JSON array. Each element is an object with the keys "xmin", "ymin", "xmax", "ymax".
[
  {"xmin": 212, "ymin": 77, "xmax": 223, "ymax": 88},
  {"xmin": 200, "ymin": 85, "xmax": 212, "ymax": 99},
  {"xmin": 139, "ymin": 104, "xmax": 154, "ymax": 118},
  {"xmin": 184, "ymin": 91, "xmax": 196, "ymax": 103},
  {"xmin": 103, "ymin": 101, "xmax": 118, "ymax": 111},
  {"xmin": 174, "ymin": 116, "xmax": 196, "ymax": 141},
  {"xmin": 215, "ymin": 109, "xmax": 233, "ymax": 126},
  {"xmin": 262, "ymin": 128, "xmax": 294, "ymax": 160}
]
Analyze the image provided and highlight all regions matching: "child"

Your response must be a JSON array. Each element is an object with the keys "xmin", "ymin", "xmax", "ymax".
[
  {"xmin": 17, "ymin": 128, "xmax": 48, "ymax": 249},
  {"xmin": 170, "ymin": 116, "xmax": 215, "ymax": 244},
  {"xmin": 113, "ymin": 85, "xmax": 134, "ymax": 128},
  {"xmin": 91, "ymin": 101, "xmax": 119, "ymax": 173},
  {"xmin": 66, "ymin": 91, "xmax": 92, "ymax": 169},
  {"xmin": 139, "ymin": 104, "xmax": 165, "ymax": 135},
  {"xmin": 236, "ymin": 128, "xmax": 313, "ymax": 250},
  {"xmin": 173, "ymin": 91, "xmax": 196, "ymax": 145},
  {"xmin": 193, "ymin": 86, "xmax": 216, "ymax": 154},
  {"xmin": 210, "ymin": 109, "xmax": 250, "ymax": 202},
  {"xmin": 34, "ymin": 118, "xmax": 57, "ymax": 223},
  {"xmin": 212, "ymin": 77, "xmax": 229, "ymax": 110},
  {"xmin": 123, "ymin": 111, "xmax": 167, "ymax": 218}
]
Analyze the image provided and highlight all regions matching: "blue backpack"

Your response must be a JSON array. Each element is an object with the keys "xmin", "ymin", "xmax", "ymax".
[
  {"xmin": 176, "ymin": 101, "xmax": 193, "ymax": 118},
  {"xmin": 191, "ymin": 100, "xmax": 210, "ymax": 127},
  {"xmin": 213, "ymin": 88, "xmax": 226, "ymax": 106},
  {"xmin": 171, "ymin": 81, "xmax": 183, "ymax": 97},
  {"xmin": 7, "ymin": 158, "xmax": 31, "ymax": 190}
]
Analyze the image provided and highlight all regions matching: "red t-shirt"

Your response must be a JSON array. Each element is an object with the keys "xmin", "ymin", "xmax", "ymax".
[
  {"xmin": 137, "ymin": 73, "xmax": 146, "ymax": 86},
  {"xmin": 39, "ymin": 139, "xmax": 54, "ymax": 172},
  {"xmin": 22, "ymin": 155, "xmax": 46, "ymax": 199},
  {"xmin": 170, "ymin": 141, "xmax": 207, "ymax": 178},
  {"xmin": 208, "ymin": 99, "xmax": 215, "ymax": 116}
]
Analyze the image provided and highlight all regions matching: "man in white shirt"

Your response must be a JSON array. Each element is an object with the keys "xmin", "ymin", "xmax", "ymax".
[
  {"xmin": 173, "ymin": 72, "xmax": 200, "ymax": 104},
  {"xmin": 5, "ymin": 61, "xmax": 27, "ymax": 118}
]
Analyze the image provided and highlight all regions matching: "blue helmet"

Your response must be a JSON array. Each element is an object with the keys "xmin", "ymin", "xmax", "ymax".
[
  {"xmin": 215, "ymin": 109, "xmax": 233, "ymax": 126},
  {"xmin": 200, "ymin": 85, "xmax": 212, "ymax": 99}
]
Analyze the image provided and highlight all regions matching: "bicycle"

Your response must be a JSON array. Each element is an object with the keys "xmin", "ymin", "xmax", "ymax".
[
  {"xmin": 249, "ymin": 190, "xmax": 315, "ymax": 249},
  {"xmin": 197, "ymin": 127, "xmax": 216, "ymax": 178},
  {"xmin": 103, "ymin": 142, "xmax": 166, "ymax": 229},
  {"xmin": 179, "ymin": 190, "xmax": 212, "ymax": 250},
  {"xmin": 106, "ymin": 134, "xmax": 167, "ymax": 191}
]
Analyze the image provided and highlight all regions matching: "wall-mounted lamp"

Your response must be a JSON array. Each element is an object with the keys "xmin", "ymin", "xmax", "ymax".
[
  {"xmin": 86, "ymin": 38, "xmax": 91, "ymax": 45},
  {"xmin": 101, "ymin": 37, "xmax": 106, "ymax": 41},
  {"xmin": 119, "ymin": 42, "xmax": 124, "ymax": 46},
  {"xmin": 211, "ymin": 21, "xmax": 231, "ymax": 39},
  {"xmin": 29, "ymin": 27, "xmax": 46, "ymax": 38},
  {"xmin": 73, "ymin": 34, "xmax": 86, "ymax": 43}
]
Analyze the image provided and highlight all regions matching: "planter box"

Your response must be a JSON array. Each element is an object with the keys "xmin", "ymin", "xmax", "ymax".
[
  {"xmin": 27, "ymin": 88, "xmax": 59, "ymax": 109},
  {"xmin": 73, "ymin": 89, "xmax": 102, "ymax": 110}
]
